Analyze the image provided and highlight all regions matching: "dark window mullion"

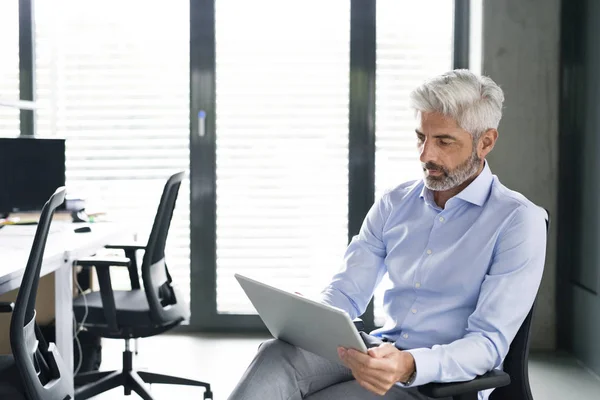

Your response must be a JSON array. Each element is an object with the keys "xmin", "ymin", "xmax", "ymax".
[
  {"xmin": 189, "ymin": 0, "xmax": 218, "ymax": 328},
  {"xmin": 453, "ymin": 0, "xmax": 470, "ymax": 69},
  {"xmin": 189, "ymin": 0, "xmax": 266, "ymax": 331},
  {"xmin": 349, "ymin": 0, "xmax": 377, "ymax": 331},
  {"xmin": 19, "ymin": 0, "xmax": 35, "ymax": 136}
]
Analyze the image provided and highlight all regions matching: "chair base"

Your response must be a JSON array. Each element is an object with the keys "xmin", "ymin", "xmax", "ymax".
[{"xmin": 74, "ymin": 348, "xmax": 212, "ymax": 400}]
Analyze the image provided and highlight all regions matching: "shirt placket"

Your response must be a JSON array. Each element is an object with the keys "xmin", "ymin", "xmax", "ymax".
[{"xmin": 399, "ymin": 211, "xmax": 447, "ymax": 342}]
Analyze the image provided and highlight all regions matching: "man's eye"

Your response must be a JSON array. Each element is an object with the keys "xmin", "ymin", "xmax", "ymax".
[
  {"xmin": 439, "ymin": 140, "xmax": 451, "ymax": 146},
  {"xmin": 417, "ymin": 136, "xmax": 425, "ymax": 143}
]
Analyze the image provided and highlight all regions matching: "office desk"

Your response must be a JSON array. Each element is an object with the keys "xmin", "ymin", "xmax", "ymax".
[{"xmin": 0, "ymin": 221, "xmax": 131, "ymax": 376}]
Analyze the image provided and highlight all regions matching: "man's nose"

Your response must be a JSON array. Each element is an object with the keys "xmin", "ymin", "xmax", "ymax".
[{"xmin": 419, "ymin": 139, "xmax": 437, "ymax": 164}]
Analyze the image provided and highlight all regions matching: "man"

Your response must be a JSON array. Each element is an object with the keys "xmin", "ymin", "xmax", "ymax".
[{"xmin": 229, "ymin": 70, "xmax": 547, "ymax": 400}]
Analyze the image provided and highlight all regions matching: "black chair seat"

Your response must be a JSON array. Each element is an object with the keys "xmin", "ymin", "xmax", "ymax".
[
  {"xmin": 74, "ymin": 289, "xmax": 152, "ymax": 328},
  {"xmin": 73, "ymin": 288, "xmax": 188, "ymax": 338},
  {"xmin": 0, "ymin": 355, "xmax": 26, "ymax": 400}
]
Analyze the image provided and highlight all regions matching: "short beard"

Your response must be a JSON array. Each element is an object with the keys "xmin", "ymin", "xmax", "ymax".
[{"xmin": 422, "ymin": 143, "xmax": 482, "ymax": 191}]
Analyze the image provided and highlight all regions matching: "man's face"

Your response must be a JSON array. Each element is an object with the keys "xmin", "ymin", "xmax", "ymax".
[{"xmin": 416, "ymin": 111, "xmax": 482, "ymax": 191}]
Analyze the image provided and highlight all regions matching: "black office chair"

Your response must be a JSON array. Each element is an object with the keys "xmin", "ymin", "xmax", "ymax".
[
  {"xmin": 72, "ymin": 171, "xmax": 212, "ymax": 400},
  {"xmin": 0, "ymin": 187, "xmax": 73, "ymax": 400},
  {"xmin": 416, "ymin": 209, "xmax": 550, "ymax": 400},
  {"xmin": 416, "ymin": 304, "xmax": 533, "ymax": 400}
]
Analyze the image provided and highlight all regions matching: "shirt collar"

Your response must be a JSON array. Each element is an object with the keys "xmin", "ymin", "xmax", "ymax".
[{"xmin": 419, "ymin": 161, "xmax": 493, "ymax": 207}]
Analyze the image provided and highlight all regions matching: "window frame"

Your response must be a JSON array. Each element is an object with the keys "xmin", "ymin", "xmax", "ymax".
[{"xmin": 17, "ymin": 0, "xmax": 470, "ymax": 332}]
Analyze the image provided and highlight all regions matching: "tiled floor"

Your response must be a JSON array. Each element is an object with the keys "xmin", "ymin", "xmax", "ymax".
[{"xmin": 89, "ymin": 332, "xmax": 600, "ymax": 399}]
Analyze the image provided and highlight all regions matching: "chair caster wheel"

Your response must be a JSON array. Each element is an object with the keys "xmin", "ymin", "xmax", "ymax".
[{"xmin": 204, "ymin": 390, "xmax": 213, "ymax": 399}]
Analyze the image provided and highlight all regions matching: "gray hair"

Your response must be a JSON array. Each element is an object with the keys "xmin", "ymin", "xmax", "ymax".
[{"xmin": 409, "ymin": 69, "xmax": 504, "ymax": 138}]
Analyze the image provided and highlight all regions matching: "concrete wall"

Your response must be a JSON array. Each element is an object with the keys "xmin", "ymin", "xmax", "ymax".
[
  {"xmin": 482, "ymin": 0, "xmax": 561, "ymax": 350},
  {"xmin": 557, "ymin": 0, "xmax": 600, "ymax": 376}
]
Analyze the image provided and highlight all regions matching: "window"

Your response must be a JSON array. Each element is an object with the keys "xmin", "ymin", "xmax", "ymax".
[
  {"xmin": 469, "ymin": 0, "xmax": 483, "ymax": 75},
  {"xmin": 214, "ymin": 0, "xmax": 350, "ymax": 314},
  {"xmin": 0, "ymin": 1, "xmax": 20, "ymax": 137},
  {"xmin": 35, "ymin": 0, "xmax": 191, "ymax": 302},
  {"xmin": 374, "ymin": 0, "xmax": 454, "ymax": 326}
]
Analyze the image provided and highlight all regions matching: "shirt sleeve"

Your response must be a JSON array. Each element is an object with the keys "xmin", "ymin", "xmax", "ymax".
[
  {"xmin": 404, "ymin": 205, "xmax": 547, "ymax": 387},
  {"xmin": 318, "ymin": 192, "xmax": 392, "ymax": 319}
]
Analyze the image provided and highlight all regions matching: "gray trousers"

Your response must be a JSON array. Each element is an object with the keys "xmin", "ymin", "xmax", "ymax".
[{"xmin": 228, "ymin": 339, "xmax": 448, "ymax": 400}]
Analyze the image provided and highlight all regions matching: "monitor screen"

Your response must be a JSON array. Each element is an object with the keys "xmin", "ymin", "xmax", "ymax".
[{"xmin": 0, "ymin": 137, "xmax": 66, "ymax": 214}]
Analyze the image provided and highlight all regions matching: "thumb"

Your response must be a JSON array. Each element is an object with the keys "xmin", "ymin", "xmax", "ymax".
[{"xmin": 367, "ymin": 343, "xmax": 398, "ymax": 358}]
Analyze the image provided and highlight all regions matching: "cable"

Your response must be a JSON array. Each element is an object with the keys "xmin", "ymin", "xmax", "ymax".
[
  {"xmin": 74, "ymin": 278, "xmax": 89, "ymax": 335},
  {"xmin": 73, "ymin": 314, "xmax": 84, "ymax": 376},
  {"xmin": 73, "ymin": 278, "xmax": 89, "ymax": 376}
]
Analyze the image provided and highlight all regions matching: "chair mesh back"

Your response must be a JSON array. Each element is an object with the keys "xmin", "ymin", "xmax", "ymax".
[
  {"xmin": 10, "ymin": 187, "xmax": 72, "ymax": 400},
  {"xmin": 11, "ymin": 187, "xmax": 65, "ymax": 346},
  {"xmin": 146, "ymin": 175, "xmax": 182, "ymax": 266},
  {"xmin": 142, "ymin": 171, "xmax": 185, "ymax": 323}
]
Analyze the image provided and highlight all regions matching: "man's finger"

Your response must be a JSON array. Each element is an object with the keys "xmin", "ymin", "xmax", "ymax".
[
  {"xmin": 344, "ymin": 348, "xmax": 388, "ymax": 371},
  {"xmin": 341, "ymin": 353, "xmax": 398, "ymax": 395},
  {"xmin": 338, "ymin": 347, "xmax": 364, "ymax": 370},
  {"xmin": 356, "ymin": 365, "xmax": 398, "ymax": 388},
  {"xmin": 367, "ymin": 343, "xmax": 398, "ymax": 358},
  {"xmin": 349, "ymin": 361, "xmax": 389, "ymax": 381},
  {"xmin": 342, "ymin": 349, "xmax": 371, "ymax": 371}
]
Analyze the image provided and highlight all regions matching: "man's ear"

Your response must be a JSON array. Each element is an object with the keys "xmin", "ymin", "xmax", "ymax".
[{"xmin": 479, "ymin": 129, "xmax": 498, "ymax": 157}]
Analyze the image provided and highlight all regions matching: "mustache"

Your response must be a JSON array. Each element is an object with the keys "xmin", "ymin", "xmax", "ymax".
[{"xmin": 422, "ymin": 162, "xmax": 446, "ymax": 173}]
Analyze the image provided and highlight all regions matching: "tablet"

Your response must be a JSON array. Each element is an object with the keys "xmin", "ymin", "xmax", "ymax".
[{"xmin": 235, "ymin": 273, "xmax": 368, "ymax": 364}]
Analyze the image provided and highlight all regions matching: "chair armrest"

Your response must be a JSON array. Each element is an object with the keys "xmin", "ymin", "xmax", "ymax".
[
  {"xmin": 0, "ymin": 302, "xmax": 14, "ymax": 313},
  {"xmin": 73, "ymin": 258, "xmax": 127, "ymax": 332},
  {"xmin": 353, "ymin": 318, "xmax": 365, "ymax": 332},
  {"xmin": 104, "ymin": 244, "xmax": 144, "ymax": 289},
  {"xmin": 105, "ymin": 243, "xmax": 146, "ymax": 251},
  {"xmin": 418, "ymin": 370, "xmax": 510, "ymax": 398},
  {"xmin": 75, "ymin": 256, "xmax": 131, "ymax": 268}
]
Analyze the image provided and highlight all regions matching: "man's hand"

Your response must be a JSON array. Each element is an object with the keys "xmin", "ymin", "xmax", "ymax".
[{"xmin": 337, "ymin": 343, "xmax": 416, "ymax": 396}]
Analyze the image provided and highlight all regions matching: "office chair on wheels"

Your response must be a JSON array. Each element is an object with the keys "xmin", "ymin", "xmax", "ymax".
[
  {"xmin": 72, "ymin": 171, "xmax": 212, "ymax": 400},
  {"xmin": 0, "ymin": 187, "xmax": 73, "ymax": 400}
]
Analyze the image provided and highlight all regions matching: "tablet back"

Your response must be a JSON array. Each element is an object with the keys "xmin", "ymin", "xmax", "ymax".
[{"xmin": 235, "ymin": 273, "xmax": 367, "ymax": 364}]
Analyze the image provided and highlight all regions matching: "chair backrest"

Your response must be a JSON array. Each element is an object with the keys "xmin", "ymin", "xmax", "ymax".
[
  {"xmin": 490, "ymin": 208, "xmax": 550, "ymax": 400},
  {"xmin": 141, "ymin": 171, "xmax": 188, "ymax": 324},
  {"xmin": 10, "ymin": 187, "xmax": 73, "ymax": 400}
]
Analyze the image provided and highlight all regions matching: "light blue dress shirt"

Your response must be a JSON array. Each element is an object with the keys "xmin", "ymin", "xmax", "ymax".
[{"xmin": 319, "ymin": 162, "xmax": 547, "ymax": 399}]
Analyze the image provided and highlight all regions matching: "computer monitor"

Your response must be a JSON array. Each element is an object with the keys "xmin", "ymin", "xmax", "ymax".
[{"xmin": 0, "ymin": 137, "xmax": 66, "ymax": 215}]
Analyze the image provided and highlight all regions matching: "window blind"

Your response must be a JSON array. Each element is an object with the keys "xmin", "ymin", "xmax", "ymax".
[
  {"xmin": 0, "ymin": 1, "xmax": 20, "ymax": 137},
  {"xmin": 35, "ymin": 0, "xmax": 191, "ymax": 302},
  {"xmin": 374, "ymin": 0, "xmax": 454, "ymax": 326},
  {"xmin": 215, "ymin": 0, "xmax": 350, "ymax": 314}
]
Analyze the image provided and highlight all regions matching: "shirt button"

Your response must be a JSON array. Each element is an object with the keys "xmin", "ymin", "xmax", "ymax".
[
  {"xmin": 411, "ymin": 308, "xmax": 417, "ymax": 314},
  {"xmin": 439, "ymin": 216, "xmax": 445, "ymax": 222},
  {"xmin": 426, "ymin": 249, "xmax": 432, "ymax": 255},
  {"xmin": 415, "ymin": 282, "xmax": 421, "ymax": 288},
  {"xmin": 403, "ymin": 333, "xmax": 409, "ymax": 339}
]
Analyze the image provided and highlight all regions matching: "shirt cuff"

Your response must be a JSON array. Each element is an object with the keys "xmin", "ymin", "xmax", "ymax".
[{"xmin": 403, "ymin": 347, "xmax": 440, "ymax": 387}]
